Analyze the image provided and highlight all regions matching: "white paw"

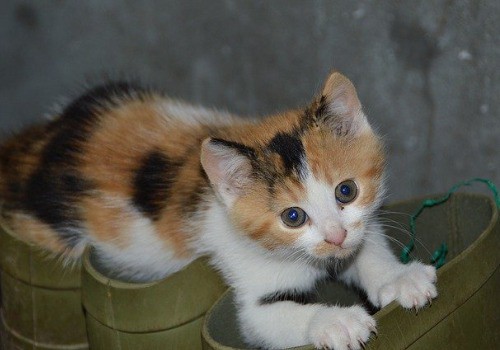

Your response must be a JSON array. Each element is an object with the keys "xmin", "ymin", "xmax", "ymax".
[
  {"xmin": 308, "ymin": 305, "xmax": 376, "ymax": 350},
  {"xmin": 378, "ymin": 261, "xmax": 437, "ymax": 309}
]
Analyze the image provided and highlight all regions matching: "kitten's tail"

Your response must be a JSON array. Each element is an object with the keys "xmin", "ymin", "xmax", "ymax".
[
  {"xmin": 0, "ymin": 123, "xmax": 82, "ymax": 257},
  {"xmin": 0, "ymin": 123, "xmax": 52, "ymax": 203}
]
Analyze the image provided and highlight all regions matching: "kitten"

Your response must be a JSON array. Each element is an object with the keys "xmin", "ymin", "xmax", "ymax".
[{"xmin": 0, "ymin": 72, "xmax": 437, "ymax": 349}]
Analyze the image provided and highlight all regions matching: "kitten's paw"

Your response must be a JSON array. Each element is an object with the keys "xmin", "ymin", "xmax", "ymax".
[
  {"xmin": 378, "ymin": 261, "xmax": 437, "ymax": 309},
  {"xmin": 308, "ymin": 306, "xmax": 376, "ymax": 350}
]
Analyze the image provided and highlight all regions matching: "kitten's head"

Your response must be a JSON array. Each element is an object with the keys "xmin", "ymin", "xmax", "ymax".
[{"xmin": 201, "ymin": 72, "xmax": 385, "ymax": 262}]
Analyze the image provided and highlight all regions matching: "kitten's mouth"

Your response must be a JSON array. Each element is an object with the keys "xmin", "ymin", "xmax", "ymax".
[
  {"xmin": 313, "ymin": 241, "xmax": 357, "ymax": 260},
  {"xmin": 331, "ymin": 247, "xmax": 356, "ymax": 259}
]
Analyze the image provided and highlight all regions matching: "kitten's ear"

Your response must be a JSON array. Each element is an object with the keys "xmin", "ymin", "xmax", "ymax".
[
  {"xmin": 315, "ymin": 71, "xmax": 371, "ymax": 136},
  {"xmin": 200, "ymin": 138, "xmax": 254, "ymax": 207}
]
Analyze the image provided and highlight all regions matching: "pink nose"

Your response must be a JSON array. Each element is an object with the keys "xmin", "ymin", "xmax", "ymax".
[{"xmin": 324, "ymin": 229, "xmax": 347, "ymax": 246}]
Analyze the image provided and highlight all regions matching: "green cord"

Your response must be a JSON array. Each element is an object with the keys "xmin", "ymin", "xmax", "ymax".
[{"xmin": 400, "ymin": 178, "xmax": 500, "ymax": 268}]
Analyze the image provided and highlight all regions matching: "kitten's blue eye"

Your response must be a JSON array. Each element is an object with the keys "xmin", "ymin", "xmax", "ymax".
[
  {"xmin": 335, "ymin": 180, "xmax": 358, "ymax": 204},
  {"xmin": 288, "ymin": 209, "xmax": 299, "ymax": 221},
  {"xmin": 281, "ymin": 207, "xmax": 307, "ymax": 228},
  {"xmin": 340, "ymin": 184, "xmax": 351, "ymax": 196}
]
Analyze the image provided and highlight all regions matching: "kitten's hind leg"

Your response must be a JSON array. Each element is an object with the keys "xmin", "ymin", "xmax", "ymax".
[
  {"xmin": 2, "ymin": 210, "xmax": 87, "ymax": 259},
  {"xmin": 84, "ymin": 195, "xmax": 196, "ymax": 282}
]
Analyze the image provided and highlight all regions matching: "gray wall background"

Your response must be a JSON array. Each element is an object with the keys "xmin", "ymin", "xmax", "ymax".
[{"xmin": 0, "ymin": 0, "xmax": 498, "ymax": 201}]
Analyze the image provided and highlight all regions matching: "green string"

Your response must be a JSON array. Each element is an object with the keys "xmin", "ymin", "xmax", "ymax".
[{"xmin": 400, "ymin": 178, "xmax": 500, "ymax": 268}]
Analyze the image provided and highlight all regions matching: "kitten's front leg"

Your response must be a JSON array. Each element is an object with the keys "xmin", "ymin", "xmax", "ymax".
[
  {"xmin": 375, "ymin": 260, "xmax": 437, "ymax": 309},
  {"xmin": 239, "ymin": 298, "xmax": 376, "ymax": 350},
  {"xmin": 308, "ymin": 305, "xmax": 376, "ymax": 350},
  {"xmin": 341, "ymin": 227, "xmax": 438, "ymax": 309}
]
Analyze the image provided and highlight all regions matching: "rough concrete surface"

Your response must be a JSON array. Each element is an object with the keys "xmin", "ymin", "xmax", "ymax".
[{"xmin": 0, "ymin": 0, "xmax": 498, "ymax": 201}]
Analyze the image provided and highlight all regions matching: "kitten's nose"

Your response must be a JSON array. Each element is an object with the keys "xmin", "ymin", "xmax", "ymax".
[{"xmin": 324, "ymin": 228, "xmax": 347, "ymax": 246}]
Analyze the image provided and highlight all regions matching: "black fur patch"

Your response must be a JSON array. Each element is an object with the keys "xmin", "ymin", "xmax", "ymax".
[
  {"xmin": 41, "ymin": 122, "xmax": 91, "ymax": 167},
  {"xmin": 315, "ymin": 95, "xmax": 329, "ymax": 121},
  {"xmin": 24, "ymin": 170, "xmax": 91, "ymax": 247},
  {"xmin": 267, "ymin": 132, "xmax": 306, "ymax": 178},
  {"xmin": 7, "ymin": 182, "xmax": 22, "ymax": 197},
  {"xmin": 133, "ymin": 150, "xmax": 179, "ymax": 220},
  {"xmin": 259, "ymin": 289, "xmax": 317, "ymax": 305},
  {"xmin": 199, "ymin": 163, "xmax": 209, "ymax": 182},
  {"xmin": 209, "ymin": 138, "xmax": 257, "ymax": 161},
  {"xmin": 182, "ymin": 179, "xmax": 208, "ymax": 215},
  {"xmin": 300, "ymin": 107, "xmax": 317, "ymax": 131},
  {"xmin": 47, "ymin": 81, "xmax": 147, "ymax": 165},
  {"xmin": 20, "ymin": 81, "xmax": 146, "ymax": 246},
  {"xmin": 60, "ymin": 81, "xmax": 147, "ymax": 124},
  {"xmin": 1, "ymin": 125, "xmax": 56, "ymax": 205}
]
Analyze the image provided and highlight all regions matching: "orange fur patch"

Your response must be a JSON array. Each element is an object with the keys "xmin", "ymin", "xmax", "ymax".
[
  {"xmin": 2, "ymin": 212, "xmax": 70, "ymax": 254},
  {"xmin": 351, "ymin": 221, "xmax": 363, "ymax": 230},
  {"xmin": 82, "ymin": 195, "xmax": 131, "ymax": 248},
  {"xmin": 232, "ymin": 184, "xmax": 300, "ymax": 250},
  {"xmin": 314, "ymin": 241, "xmax": 343, "ymax": 257},
  {"xmin": 302, "ymin": 128, "xmax": 385, "ymax": 208}
]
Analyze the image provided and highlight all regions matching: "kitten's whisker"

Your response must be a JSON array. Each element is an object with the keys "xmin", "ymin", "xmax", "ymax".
[
  {"xmin": 377, "ymin": 222, "xmax": 412, "ymax": 237},
  {"xmin": 377, "ymin": 216, "xmax": 409, "ymax": 230},
  {"xmin": 367, "ymin": 228, "xmax": 434, "ymax": 259},
  {"xmin": 377, "ymin": 220, "xmax": 414, "ymax": 237},
  {"xmin": 377, "ymin": 209, "xmax": 411, "ymax": 217},
  {"xmin": 366, "ymin": 217, "xmax": 430, "ymax": 253},
  {"xmin": 364, "ymin": 232, "xmax": 407, "ymax": 251},
  {"xmin": 377, "ymin": 223, "xmax": 433, "ymax": 257},
  {"xmin": 285, "ymin": 248, "xmax": 312, "ymax": 266}
]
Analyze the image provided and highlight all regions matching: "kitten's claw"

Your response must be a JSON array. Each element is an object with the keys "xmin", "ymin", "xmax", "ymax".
[
  {"xmin": 426, "ymin": 292, "xmax": 433, "ymax": 306},
  {"xmin": 369, "ymin": 325, "xmax": 378, "ymax": 337},
  {"xmin": 358, "ymin": 339, "xmax": 367, "ymax": 350},
  {"xmin": 413, "ymin": 299, "xmax": 420, "ymax": 314}
]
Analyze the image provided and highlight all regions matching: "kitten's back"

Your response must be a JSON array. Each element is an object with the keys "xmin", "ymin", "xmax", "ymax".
[{"xmin": 0, "ymin": 82, "xmax": 224, "ymax": 266}]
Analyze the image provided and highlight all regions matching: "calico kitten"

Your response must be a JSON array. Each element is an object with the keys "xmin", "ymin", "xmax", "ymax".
[{"xmin": 0, "ymin": 72, "xmax": 437, "ymax": 349}]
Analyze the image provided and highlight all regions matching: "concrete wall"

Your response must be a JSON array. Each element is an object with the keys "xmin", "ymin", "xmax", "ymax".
[{"xmin": 1, "ymin": 0, "xmax": 498, "ymax": 201}]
